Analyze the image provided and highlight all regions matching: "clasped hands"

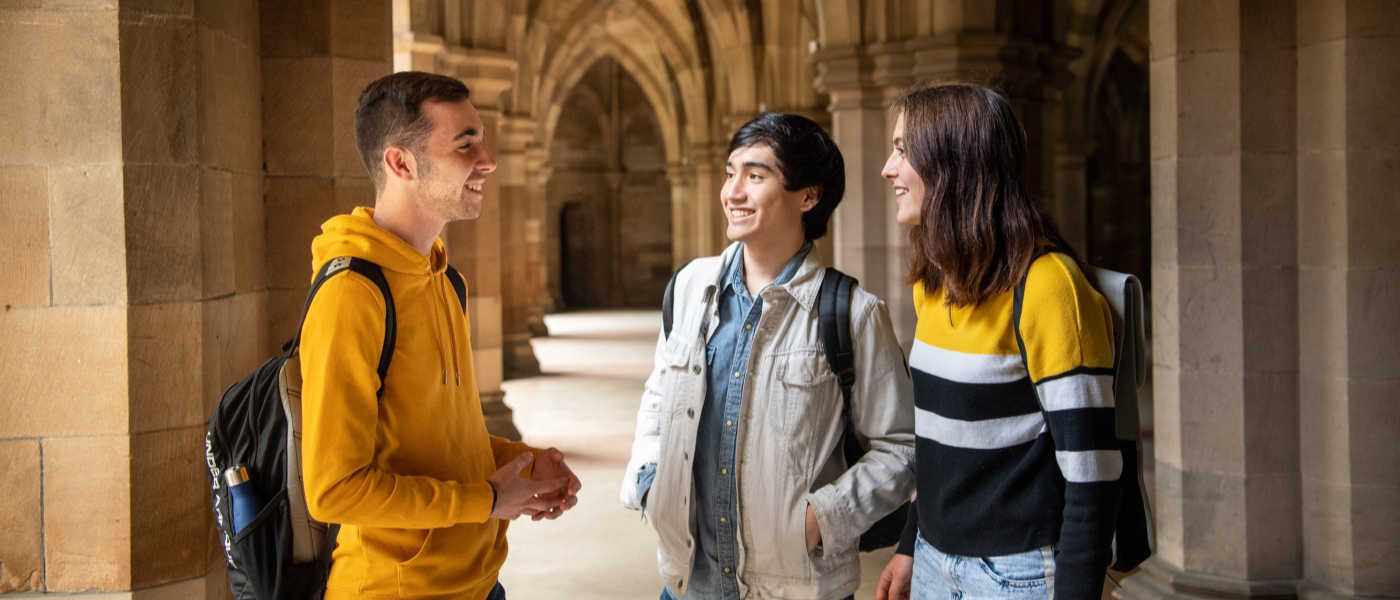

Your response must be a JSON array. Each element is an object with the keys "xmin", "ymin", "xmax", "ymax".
[{"xmin": 487, "ymin": 447, "xmax": 582, "ymax": 521}]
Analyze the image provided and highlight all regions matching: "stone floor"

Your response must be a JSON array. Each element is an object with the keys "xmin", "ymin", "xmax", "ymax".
[{"xmin": 496, "ymin": 310, "xmax": 898, "ymax": 599}]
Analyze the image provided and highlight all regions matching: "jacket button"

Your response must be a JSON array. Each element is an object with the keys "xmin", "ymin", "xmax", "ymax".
[
  {"xmin": 691, "ymin": 365, "xmax": 701, "ymax": 374},
  {"xmin": 687, "ymin": 408, "xmax": 695, "ymax": 418}
]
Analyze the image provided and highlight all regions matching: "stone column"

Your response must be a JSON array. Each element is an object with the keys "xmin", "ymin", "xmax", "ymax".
[
  {"xmin": 690, "ymin": 143, "xmax": 727, "ymax": 256},
  {"xmin": 525, "ymin": 146, "xmax": 552, "ymax": 334},
  {"xmin": 263, "ymin": 0, "xmax": 392, "ymax": 347},
  {"xmin": 1050, "ymin": 144, "xmax": 1091, "ymax": 254},
  {"xmin": 438, "ymin": 51, "xmax": 521, "ymax": 439},
  {"xmin": 666, "ymin": 162, "xmax": 698, "ymax": 266},
  {"xmin": 498, "ymin": 115, "xmax": 541, "ymax": 378},
  {"xmin": 1295, "ymin": 1, "xmax": 1400, "ymax": 596},
  {"xmin": 1123, "ymin": 1, "xmax": 1302, "ymax": 597},
  {"xmin": 814, "ymin": 46, "xmax": 915, "ymax": 344},
  {"xmin": 0, "ymin": 1, "xmax": 281, "ymax": 596}
]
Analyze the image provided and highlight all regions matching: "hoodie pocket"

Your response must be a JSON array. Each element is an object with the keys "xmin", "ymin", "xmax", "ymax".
[{"xmin": 394, "ymin": 528, "xmax": 436, "ymax": 596}]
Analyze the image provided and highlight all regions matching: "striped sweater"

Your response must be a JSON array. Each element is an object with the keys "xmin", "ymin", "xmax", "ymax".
[{"xmin": 899, "ymin": 251, "xmax": 1121, "ymax": 600}]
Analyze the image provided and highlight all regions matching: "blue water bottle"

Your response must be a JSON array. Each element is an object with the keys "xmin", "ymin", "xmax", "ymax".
[{"xmin": 224, "ymin": 466, "xmax": 263, "ymax": 534}]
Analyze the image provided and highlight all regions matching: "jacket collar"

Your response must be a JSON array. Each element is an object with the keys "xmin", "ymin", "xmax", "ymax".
[{"xmin": 713, "ymin": 242, "xmax": 825, "ymax": 313}]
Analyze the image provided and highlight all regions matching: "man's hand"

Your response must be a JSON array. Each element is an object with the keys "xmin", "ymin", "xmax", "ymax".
[
  {"xmin": 875, "ymin": 553, "xmax": 913, "ymax": 600},
  {"xmin": 528, "ymin": 447, "xmax": 582, "ymax": 521},
  {"xmin": 804, "ymin": 504, "xmax": 822, "ymax": 554},
  {"xmin": 488, "ymin": 452, "xmax": 568, "ymax": 520}
]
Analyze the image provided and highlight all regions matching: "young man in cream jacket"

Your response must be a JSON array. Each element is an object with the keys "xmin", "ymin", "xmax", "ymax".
[{"xmin": 621, "ymin": 113, "xmax": 915, "ymax": 600}]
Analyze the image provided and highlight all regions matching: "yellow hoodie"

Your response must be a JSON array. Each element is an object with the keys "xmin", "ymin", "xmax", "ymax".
[{"xmin": 299, "ymin": 207, "xmax": 535, "ymax": 599}]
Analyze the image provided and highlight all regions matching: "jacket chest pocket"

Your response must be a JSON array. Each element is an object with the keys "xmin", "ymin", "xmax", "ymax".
[
  {"xmin": 659, "ymin": 339, "xmax": 700, "ymax": 443},
  {"xmin": 747, "ymin": 351, "xmax": 838, "ymax": 479},
  {"xmin": 772, "ymin": 351, "xmax": 838, "ymax": 429}
]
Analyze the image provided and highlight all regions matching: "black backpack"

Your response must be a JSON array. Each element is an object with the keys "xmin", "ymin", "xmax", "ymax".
[
  {"xmin": 661, "ymin": 262, "xmax": 911, "ymax": 552},
  {"xmin": 1010, "ymin": 247, "xmax": 1154, "ymax": 572},
  {"xmin": 204, "ymin": 257, "xmax": 466, "ymax": 599}
]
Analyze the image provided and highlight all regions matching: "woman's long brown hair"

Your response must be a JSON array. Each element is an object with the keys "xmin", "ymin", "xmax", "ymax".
[{"xmin": 897, "ymin": 83, "xmax": 1076, "ymax": 307}]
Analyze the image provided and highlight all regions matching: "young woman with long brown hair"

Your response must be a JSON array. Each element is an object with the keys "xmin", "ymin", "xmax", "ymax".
[{"xmin": 874, "ymin": 83, "xmax": 1121, "ymax": 600}]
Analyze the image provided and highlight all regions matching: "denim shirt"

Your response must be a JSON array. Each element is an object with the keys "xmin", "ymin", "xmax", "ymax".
[{"xmin": 642, "ymin": 241, "xmax": 812, "ymax": 598}]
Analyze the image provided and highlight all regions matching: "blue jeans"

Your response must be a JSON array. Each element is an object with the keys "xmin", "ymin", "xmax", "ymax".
[
  {"xmin": 486, "ymin": 581, "xmax": 506, "ymax": 600},
  {"xmin": 912, "ymin": 535, "xmax": 1055, "ymax": 600},
  {"xmin": 660, "ymin": 586, "xmax": 853, "ymax": 600}
]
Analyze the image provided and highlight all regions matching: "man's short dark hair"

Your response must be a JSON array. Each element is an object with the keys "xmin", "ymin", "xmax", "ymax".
[
  {"xmin": 726, "ymin": 113, "xmax": 845, "ymax": 241},
  {"xmin": 355, "ymin": 71, "xmax": 470, "ymax": 189}
]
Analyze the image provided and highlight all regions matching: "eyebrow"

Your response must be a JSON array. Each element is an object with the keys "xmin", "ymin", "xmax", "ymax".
[
  {"xmin": 726, "ymin": 160, "xmax": 775, "ymax": 173},
  {"xmin": 452, "ymin": 128, "xmax": 480, "ymax": 142}
]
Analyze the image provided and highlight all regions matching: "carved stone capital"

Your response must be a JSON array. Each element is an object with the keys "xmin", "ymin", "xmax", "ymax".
[{"xmin": 441, "ymin": 48, "xmax": 518, "ymax": 108}]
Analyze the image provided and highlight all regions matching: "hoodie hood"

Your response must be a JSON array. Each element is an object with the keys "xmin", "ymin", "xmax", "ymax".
[{"xmin": 311, "ymin": 207, "xmax": 448, "ymax": 276}]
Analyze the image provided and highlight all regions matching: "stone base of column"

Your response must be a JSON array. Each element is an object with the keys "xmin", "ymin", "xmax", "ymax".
[
  {"xmin": 503, "ymin": 332, "xmax": 541, "ymax": 378},
  {"xmin": 480, "ymin": 390, "xmax": 521, "ymax": 440},
  {"xmin": 1119, "ymin": 558, "xmax": 1297, "ymax": 600},
  {"xmin": 1296, "ymin": 583, "xmax": 1357, "ymax": 600},
  {"xmin": 527, "ymin": 313, "xmax": 549, "ymax": 337}
]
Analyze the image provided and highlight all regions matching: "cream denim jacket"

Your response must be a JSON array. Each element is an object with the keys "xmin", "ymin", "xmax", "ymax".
[{"xmin": 620, "ymin": 244, "xmax": 915, "ymax": 600}]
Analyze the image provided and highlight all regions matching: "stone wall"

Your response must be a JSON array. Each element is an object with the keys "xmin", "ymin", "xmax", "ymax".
[
  {"xmin": 0, "ymin": 0, "xmax": 392, "ymax": 595},
  {"xmin": 1122, "ymin": 1, "xmax": 1400, "ymax": 597},
  {"xmin": 0, "ymin": 1, "xmax": 266, "ymax": 596}
]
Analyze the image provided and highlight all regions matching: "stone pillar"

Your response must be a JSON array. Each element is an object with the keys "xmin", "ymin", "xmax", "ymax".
[
  {"xmin": 1051, "ymin": 144, "xmax": 1091, "ymax": 254},
  {"xmin": 498, "ymin": 115, "xmax": 541, "ymax": 378},
  {"xmin": 524, "ymin": 147, "xmax": 552, "ymax": 334},
  {"xmin": 814, "ymin": 46, "xmax": 915, "ymax": 345},
  {"xmin": 1123, "ymin": 1, "xmax": 1302, "ymax": 597},
  {"xmin": 690, "ymin": 143, "xmax": 727, "ymax": 256},
  {"xmin": 0, "ymin": 1, "xmax": 271, "ymax": 596},
  {"xmin": 1295, "ymin": 1, "xmax": 1400, "ymax": 597},
  {"xmin": 438, "ymin": 51, "xmax": 521, "ymax": 439},
  {"xmin": 666, "ymin": 162, "xmax": 698, "ymax": 267},
  {"xmin": 263, "ymin": 1, "xmax": 392, "ymax": 349}
]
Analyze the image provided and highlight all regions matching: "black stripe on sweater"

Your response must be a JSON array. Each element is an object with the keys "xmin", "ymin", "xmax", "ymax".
[{"xmin": 912, "ymin": 370, "xmax": 1040, "ymax": 420}]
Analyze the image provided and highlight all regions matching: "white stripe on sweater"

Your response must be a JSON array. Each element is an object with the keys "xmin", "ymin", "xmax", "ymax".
[
  {"xmin": 915, "ymin": 407, "xmax": 1046, "ymax": 450},
  {"xmin": 1055, "ymin": 450, "xmax": 1123, "ymax": 483},
  {"xmin": 909, "ymin": 339, "xmax": 1025, "ymax": 384},
  {"xmin": 1036, "ymin": 373, "xmax": 1114, "ymax": 412}
]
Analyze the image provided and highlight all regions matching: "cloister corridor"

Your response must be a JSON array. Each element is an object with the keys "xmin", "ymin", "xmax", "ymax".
[{"xmin": 495, "ymin": 311, "xmax": 899, "ymax": 599}]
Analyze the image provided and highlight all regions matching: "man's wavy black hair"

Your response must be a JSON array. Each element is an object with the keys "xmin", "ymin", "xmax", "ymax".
[{"xmin": 727, "ymin": 113, "xmax": 846, "ymax": 241}]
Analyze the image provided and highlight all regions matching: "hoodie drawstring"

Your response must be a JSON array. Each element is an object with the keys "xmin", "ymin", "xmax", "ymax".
[{"xmin": 429, "ymin": 272, "xmax": 462, "ymax": 386}]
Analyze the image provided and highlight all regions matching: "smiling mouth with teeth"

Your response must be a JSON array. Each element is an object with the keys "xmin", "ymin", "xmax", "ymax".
[
  {"xmin": 729, "ymin": 208, "xmax": 755, "ymax": 217},
  {"xmin": 465, "ymin": 181, "xmax": 484, "ymax": 192}
]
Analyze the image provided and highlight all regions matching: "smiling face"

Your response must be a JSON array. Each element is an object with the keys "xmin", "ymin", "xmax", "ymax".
[
  {"xmin": 412, "ymin": 98, "xmax": 497, "ymax": 222},
  {"xmin": 882, "ymin": 111, "xmax": 925, "ymax": 226},
  {"xmin": 721, "ymin": 144, "xmax": 816, "ymax": 247}
]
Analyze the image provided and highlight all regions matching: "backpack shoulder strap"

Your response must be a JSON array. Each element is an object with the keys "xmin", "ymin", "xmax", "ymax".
[
  {"xmin": 294, "ymin": 256, "xmax": 397, "ymax": 398},
  {"xmin": 661, "ymin": 258, "xmax": 696, "ymax": 340},
  {"xmin": 1010, "ymin": 246, "xmax": 1062, "ymax": 378},
  {"xmin": 444, "ymin": 264, "xmax": 468, "ymax": 314},
  {"xmin": 818, "ymin": 267, "xmax": 858, "ymax": 404}
]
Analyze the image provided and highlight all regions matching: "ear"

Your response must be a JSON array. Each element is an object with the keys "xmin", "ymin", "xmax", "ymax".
[
  {"xmin": 383, "ymin": 145, "xmax": 417, "ymax": 182},
  {"xmin": 798, "ymin": 187, "xmax": 820, "ymax": 213}
]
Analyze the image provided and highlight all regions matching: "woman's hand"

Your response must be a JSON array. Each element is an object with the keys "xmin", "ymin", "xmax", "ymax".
[{"xmin": 876, "ymin": 553, "xmax": 913, "ymax": 600}]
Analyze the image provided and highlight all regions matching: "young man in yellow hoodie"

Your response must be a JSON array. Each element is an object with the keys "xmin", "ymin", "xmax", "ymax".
[{"xmin": 299, "ymin": 71, "xmax": 582, "ymax": 600}]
